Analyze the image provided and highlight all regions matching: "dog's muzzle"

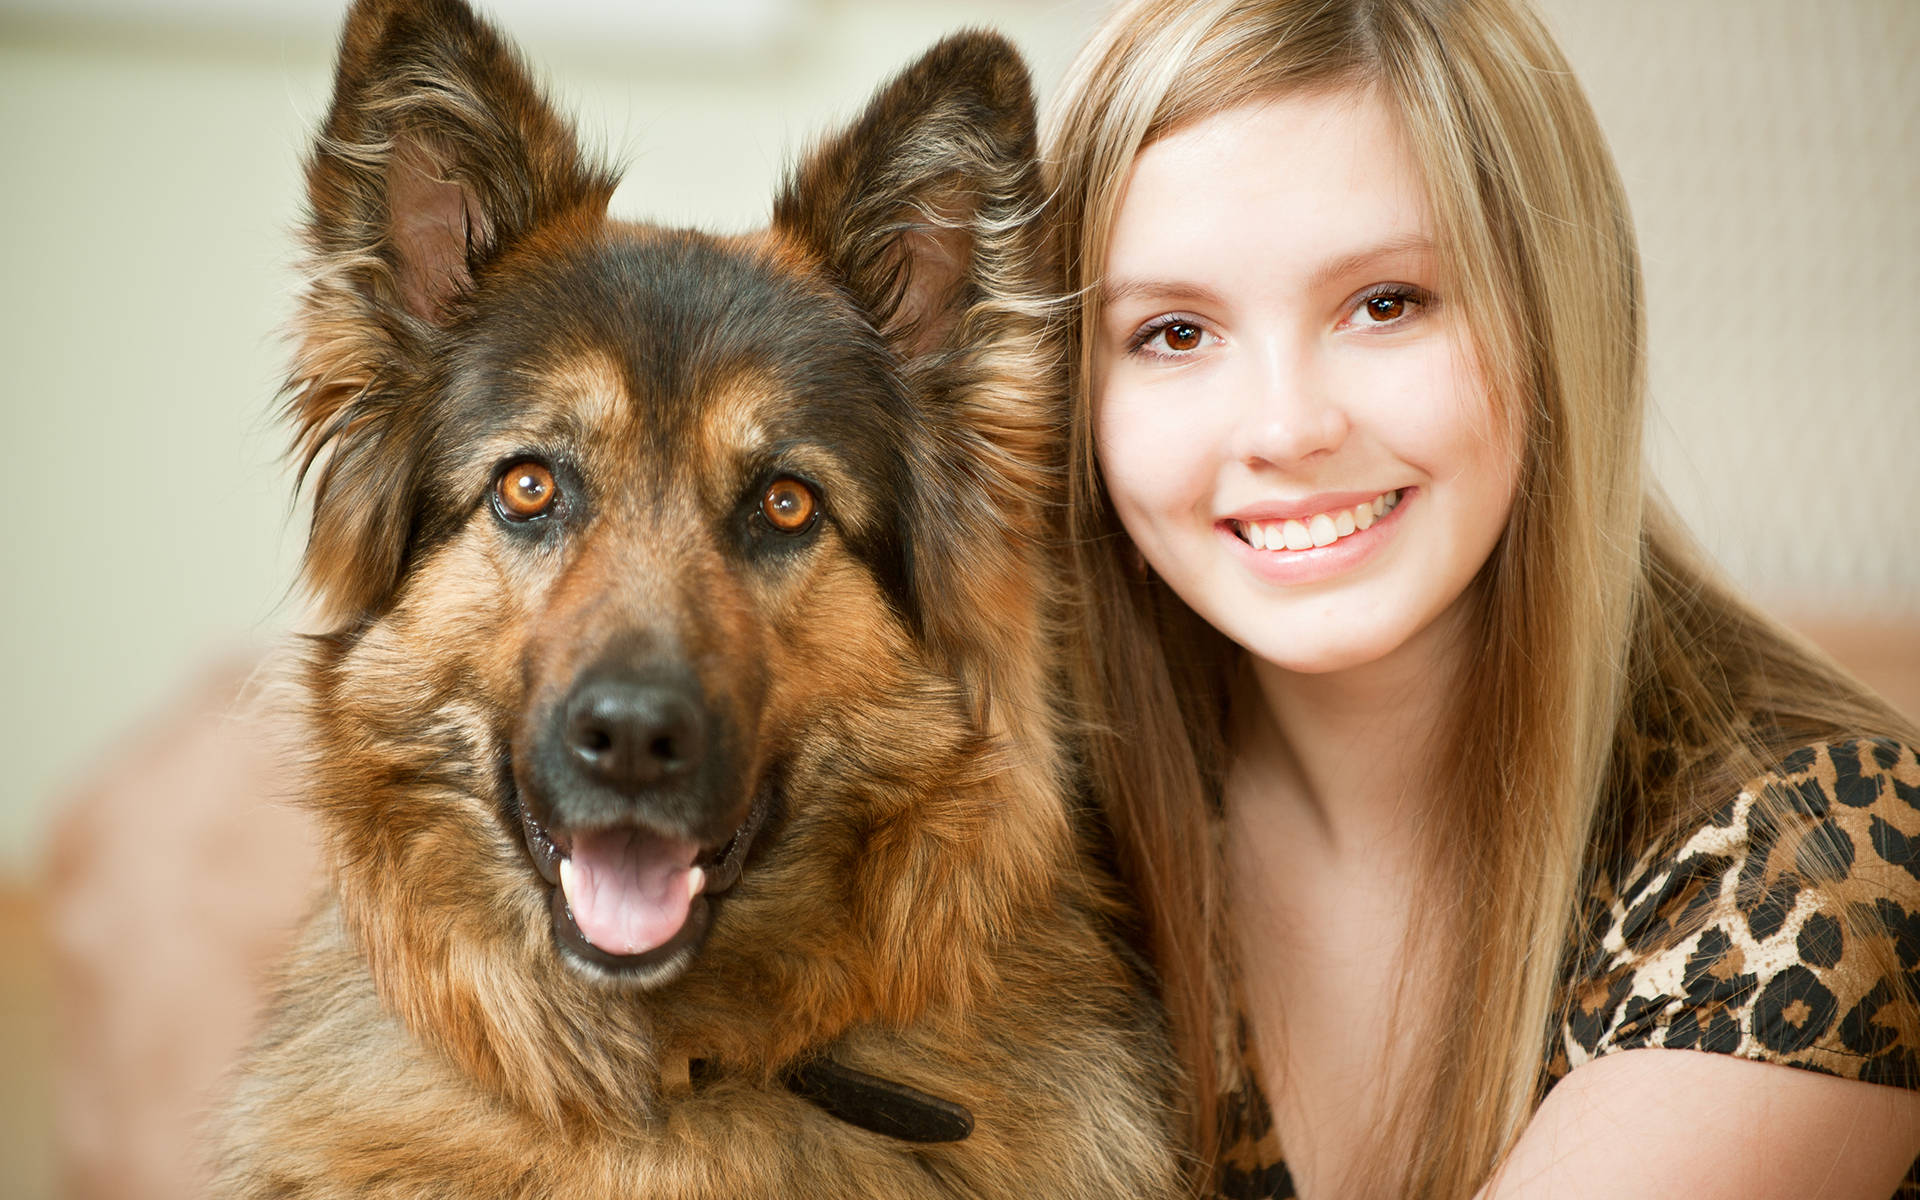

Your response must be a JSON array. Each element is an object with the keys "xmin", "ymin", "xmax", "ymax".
[{"xmin": 515, "ymin": 657, "xmax": 767, "ymax": 982}]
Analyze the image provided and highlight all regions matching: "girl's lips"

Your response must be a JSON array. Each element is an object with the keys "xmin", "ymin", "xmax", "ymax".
[
  {"xmin": 1225, "ymin": 487, "xmax": 1402, "ymax": 525},
  {"xmin": 1217, "ymin": 486, "xmax": 1415, "ymax": 585}
]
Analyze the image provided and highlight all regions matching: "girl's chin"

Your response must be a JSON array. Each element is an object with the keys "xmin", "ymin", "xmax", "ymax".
[{"xmin": 1231, "ymin": 626, "xmax": 1412, "ymax": 678}]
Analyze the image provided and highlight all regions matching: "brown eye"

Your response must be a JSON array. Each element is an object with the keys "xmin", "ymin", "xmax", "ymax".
[
  {"xmin": 1364, "ymin": 295, "xmax": 1406, "ymax": 322},
  {"xmin": 760, "ymin": 477, "xmax": 817, "ymax": 533},
  {"xmin": 496, "ymin": 461, "xmax": 557, "ymax": 520},
  {"xmin": 1163, "ymin": 322, "xmax": 1202, "ymax": 351}
]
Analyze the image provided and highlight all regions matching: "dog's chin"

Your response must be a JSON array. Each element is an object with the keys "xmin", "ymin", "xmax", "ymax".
[
  {"xmin": 548, "ymin": 893, "xmax": 712, "ymax": 989},
  {"xmin": 514, "ymin": 782, "xmax": 773, "ymax": 991}
]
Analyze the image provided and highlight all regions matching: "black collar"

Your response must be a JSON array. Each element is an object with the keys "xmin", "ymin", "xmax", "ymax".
[
  {"xmin": 683, "ymin": 1056, "xmax": 973, "ymax": 1143},
  {"xmin": 783, "ymin": 1057, "xmax": 974, "ymax": 1143}
]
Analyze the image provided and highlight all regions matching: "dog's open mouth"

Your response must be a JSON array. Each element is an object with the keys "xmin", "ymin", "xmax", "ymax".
[{"xmin": 518, "ymin": 790, "xmax": 771, "ymax": 975}]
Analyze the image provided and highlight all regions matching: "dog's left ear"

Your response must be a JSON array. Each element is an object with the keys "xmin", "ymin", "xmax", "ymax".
[
  {"xmin": 774, "ymin": 32, "xmax": 1059, "ymax": 706},
  {"xmin": 289, "ymin": 0, "xmax": 617, "ymax": 629}
]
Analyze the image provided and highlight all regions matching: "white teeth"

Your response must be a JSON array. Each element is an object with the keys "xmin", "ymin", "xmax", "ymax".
[
  {"xmin": 559, "ymin": 855, "xmax": 578, "ymax": 903},
  {"xmin": 1236, "ymin": 489, "xmax": 1401, "ymax": 554},
  {"xmin": 688, "ymin": 866, "xmax": 707, "ymax": 899}
]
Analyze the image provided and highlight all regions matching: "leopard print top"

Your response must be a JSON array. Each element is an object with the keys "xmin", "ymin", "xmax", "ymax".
[{"xmin": 1213, "ymin": 739, "xmax": 1920, "ymax": 1199}]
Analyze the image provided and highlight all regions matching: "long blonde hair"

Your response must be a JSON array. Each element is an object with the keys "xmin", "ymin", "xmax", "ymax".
[{"xmin": 1042, "ymin": 1, "xmax": 1919, "ymax": 1194}]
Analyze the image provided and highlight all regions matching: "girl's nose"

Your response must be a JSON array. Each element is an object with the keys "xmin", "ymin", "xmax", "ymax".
[{"xmin": 1227, "ymin": 339, "xmax": 1350, "ymax": 467}]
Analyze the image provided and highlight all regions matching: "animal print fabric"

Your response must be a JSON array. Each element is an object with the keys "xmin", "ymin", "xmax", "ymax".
[
  {"xmin": 1215, "ymin": 1007, "xmax": 1294, "ymax": 1200},
  {"xmin": 1213, "ymin": 739, "xmax": 1920, "ymax": 1199}
]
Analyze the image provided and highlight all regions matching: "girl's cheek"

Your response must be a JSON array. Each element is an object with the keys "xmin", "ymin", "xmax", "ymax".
[
  {"xmin": 1096, "ymin": 390, "xmax": 1201, "ymax": 500},
  {"xmin": 1347, "ymin": 335, "xmax": 1487, "ymax": 465}
]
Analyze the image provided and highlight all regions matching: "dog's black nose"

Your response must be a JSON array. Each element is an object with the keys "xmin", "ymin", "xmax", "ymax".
[{"xmin": 562, "ymin": 674, "xmax": 706, "ymax": 791}]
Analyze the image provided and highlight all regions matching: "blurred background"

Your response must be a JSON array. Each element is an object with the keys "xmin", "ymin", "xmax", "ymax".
[{"xmin": 1, "ymin": 0, "xmax": 1914, "ymax": 1194}]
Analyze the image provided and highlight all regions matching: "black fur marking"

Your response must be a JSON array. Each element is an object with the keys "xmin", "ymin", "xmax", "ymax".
[{"xmin": 415, "ymin": 231, "xmax": 920, "ymax": 614}]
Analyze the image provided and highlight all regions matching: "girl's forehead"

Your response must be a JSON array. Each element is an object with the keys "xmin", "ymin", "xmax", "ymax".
[{"xmin": 1106, "ymin": 88, "xmax": 1436, "ymax": 290}]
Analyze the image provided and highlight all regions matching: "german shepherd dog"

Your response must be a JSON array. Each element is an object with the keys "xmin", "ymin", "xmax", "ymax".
[{"xmin": 212, "ymin": 1, "xmax": 1180, "ymax": 1195}]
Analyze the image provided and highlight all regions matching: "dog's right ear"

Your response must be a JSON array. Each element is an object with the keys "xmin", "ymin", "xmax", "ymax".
[
  {"xmin": 772, "ymin": 33, "xmax": 1061, "ymax": 711},
  {"xmin": 289, "ymin": 0, "xmax": 616, "ymax": 628}
]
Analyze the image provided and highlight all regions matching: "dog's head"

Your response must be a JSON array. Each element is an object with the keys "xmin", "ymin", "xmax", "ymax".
[{"xmin": 288, "ymin": 0, "xmax": 1069, "ymax": 1119}]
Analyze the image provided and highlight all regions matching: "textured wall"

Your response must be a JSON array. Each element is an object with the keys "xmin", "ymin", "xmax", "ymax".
[
  {"xmin": 1, "ymin": 0, "xmax": 1914, "ymax": 873},
  {"xmin": 1542, "ymin": 0, "xmax": 1919, "ymax": 617}
]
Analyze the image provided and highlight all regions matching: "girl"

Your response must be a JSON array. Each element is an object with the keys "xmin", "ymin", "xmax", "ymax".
[{"xmin": 1041, "ymin": 1, "xmax": 1920, "ymax": 1196}]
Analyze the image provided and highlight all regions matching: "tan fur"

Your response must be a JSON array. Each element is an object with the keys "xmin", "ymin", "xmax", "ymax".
[{"xmin": 212, "ymin": 2, "xmax": 1180, "ymax": 1196}]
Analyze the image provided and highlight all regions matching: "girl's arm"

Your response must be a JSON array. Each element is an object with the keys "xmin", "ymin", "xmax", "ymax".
[{"xmin": 1482, "ymin": 1047, "xmax": 1920, "ymax": 1199}]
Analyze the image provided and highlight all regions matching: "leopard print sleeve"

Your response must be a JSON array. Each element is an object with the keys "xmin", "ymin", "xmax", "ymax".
[{"xmin": 1556, "ymin": 738, "xmax": 1920, "ymax": 1090}]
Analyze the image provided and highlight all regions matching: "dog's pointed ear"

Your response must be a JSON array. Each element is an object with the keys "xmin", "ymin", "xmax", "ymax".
[
  {"xmin": 773, "ymin": 31, "xmax": 1047, "ymax": 363},
  {"xmin": 290, "ymin": 0, "xmax": 616, "ymax": 628},
  {"xmin": 774, "ymin": 33, "xmax": 1061, "ymax": 714},
  {"xmin": 309, "ymin": 0, "xmax": 613, "ymax": 327}
]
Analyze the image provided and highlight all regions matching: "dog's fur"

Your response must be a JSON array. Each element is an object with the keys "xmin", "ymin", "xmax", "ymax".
[{"xmin": 211, "ymin": 1, "xmax": 1182, "ymax": 1195}]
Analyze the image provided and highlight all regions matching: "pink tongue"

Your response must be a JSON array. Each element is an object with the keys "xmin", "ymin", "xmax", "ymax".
[{"xmin": 560, "ymin": 827, "xmax": 700, "ymax": 956}]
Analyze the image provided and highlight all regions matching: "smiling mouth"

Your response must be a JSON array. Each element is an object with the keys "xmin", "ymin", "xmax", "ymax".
[
  {"xmin": 518, "ymin": 787, "xmax": 771, "ymax": 976},
  {"xmin": 1229, "ymin": 488, "xmax": 1403, "ymax": 551}
]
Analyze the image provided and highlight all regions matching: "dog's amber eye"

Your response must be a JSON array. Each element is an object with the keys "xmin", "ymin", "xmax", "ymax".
[
  {"xmin": 496, "ymin": 462, "xmax": 557, "ymax": 521},
  {"xmin": 760, "ymin": 478, "xmax": 817, "ymax": 533}
]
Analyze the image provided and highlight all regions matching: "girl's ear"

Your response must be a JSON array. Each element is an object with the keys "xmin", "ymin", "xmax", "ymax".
[
  {"xmin": 773, "ymin": 32, "xmax": 1061, "ymax": 713},
  {"xmin": 289, "ymin": 0, "xmax": 617, "ymax": 627}
]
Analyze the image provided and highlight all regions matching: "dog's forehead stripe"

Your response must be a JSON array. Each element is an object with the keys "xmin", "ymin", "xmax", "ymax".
[
  {"xmin": 694, "ymin": 377, "xmax": 772, "ymax": 465},
  {"xmin": 465, "ymin": 349, "xmax": 631, "ymax": 451},
  {"xmin": 540, "ymin": 348, "xmax": 630, "ymax": 434}
]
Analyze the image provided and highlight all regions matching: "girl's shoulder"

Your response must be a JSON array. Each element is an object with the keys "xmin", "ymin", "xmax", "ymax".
[{"xmin": 1550, "ymin": 737, "xmax": 1920, "ymax": 1093}]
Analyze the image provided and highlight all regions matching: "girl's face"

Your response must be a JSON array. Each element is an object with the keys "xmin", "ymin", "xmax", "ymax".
[{"xmin": 1093, "ymin": 89, "xmax": 1522, "ymax": 677}]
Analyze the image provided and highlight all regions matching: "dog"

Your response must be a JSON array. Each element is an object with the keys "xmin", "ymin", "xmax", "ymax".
[{"xmin": 210, "ymin": 1, "xmax": 1182, "ymax": 1196}]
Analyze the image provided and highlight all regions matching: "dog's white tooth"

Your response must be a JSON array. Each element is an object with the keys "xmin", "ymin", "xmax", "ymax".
[
  {"xmin": 559, "ymin": 855, "xmax": 576, "ymax": 901},
  {"xmin": 687, "ymin": 866, "xmax": 707, "ymax": 899}
]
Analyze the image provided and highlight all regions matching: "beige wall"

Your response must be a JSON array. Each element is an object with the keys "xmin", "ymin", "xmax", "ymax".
[
  {"xmin": 1546, "ymin": 0, "xmax": 1919, "ymax": 617},
  {"xmin": 2, "ymin": 0, "xmax": 1915, "ymax": 877}
]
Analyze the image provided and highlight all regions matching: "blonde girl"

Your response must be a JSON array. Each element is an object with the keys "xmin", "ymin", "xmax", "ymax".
[{"xmin": 1042, "ymin": 0, "xmax": 1920, "ymax": 1196}]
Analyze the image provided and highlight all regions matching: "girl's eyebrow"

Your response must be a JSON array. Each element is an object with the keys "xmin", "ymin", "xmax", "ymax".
[
  {"xmin": 1099, "ymin": 234, "xmax": 1437, "ymax": 313},
  {"xmin": 1307, "ymin": 233, "xmax": 1436, "ymax": 292},
  {"xmin": 1099, "ymin": 278, "xmax": 1226, "ymax": 309}
]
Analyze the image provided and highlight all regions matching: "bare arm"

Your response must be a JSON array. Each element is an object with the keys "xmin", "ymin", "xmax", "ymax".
[{"xmin": 1479, "ymin": 1049, "xmax": 1920, "ymax": 1199}]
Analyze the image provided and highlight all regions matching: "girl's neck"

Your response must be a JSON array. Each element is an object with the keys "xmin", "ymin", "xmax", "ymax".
[{"xmin": 1233, "ymin": 594, "xmax": 1474, "ymax": 857}]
